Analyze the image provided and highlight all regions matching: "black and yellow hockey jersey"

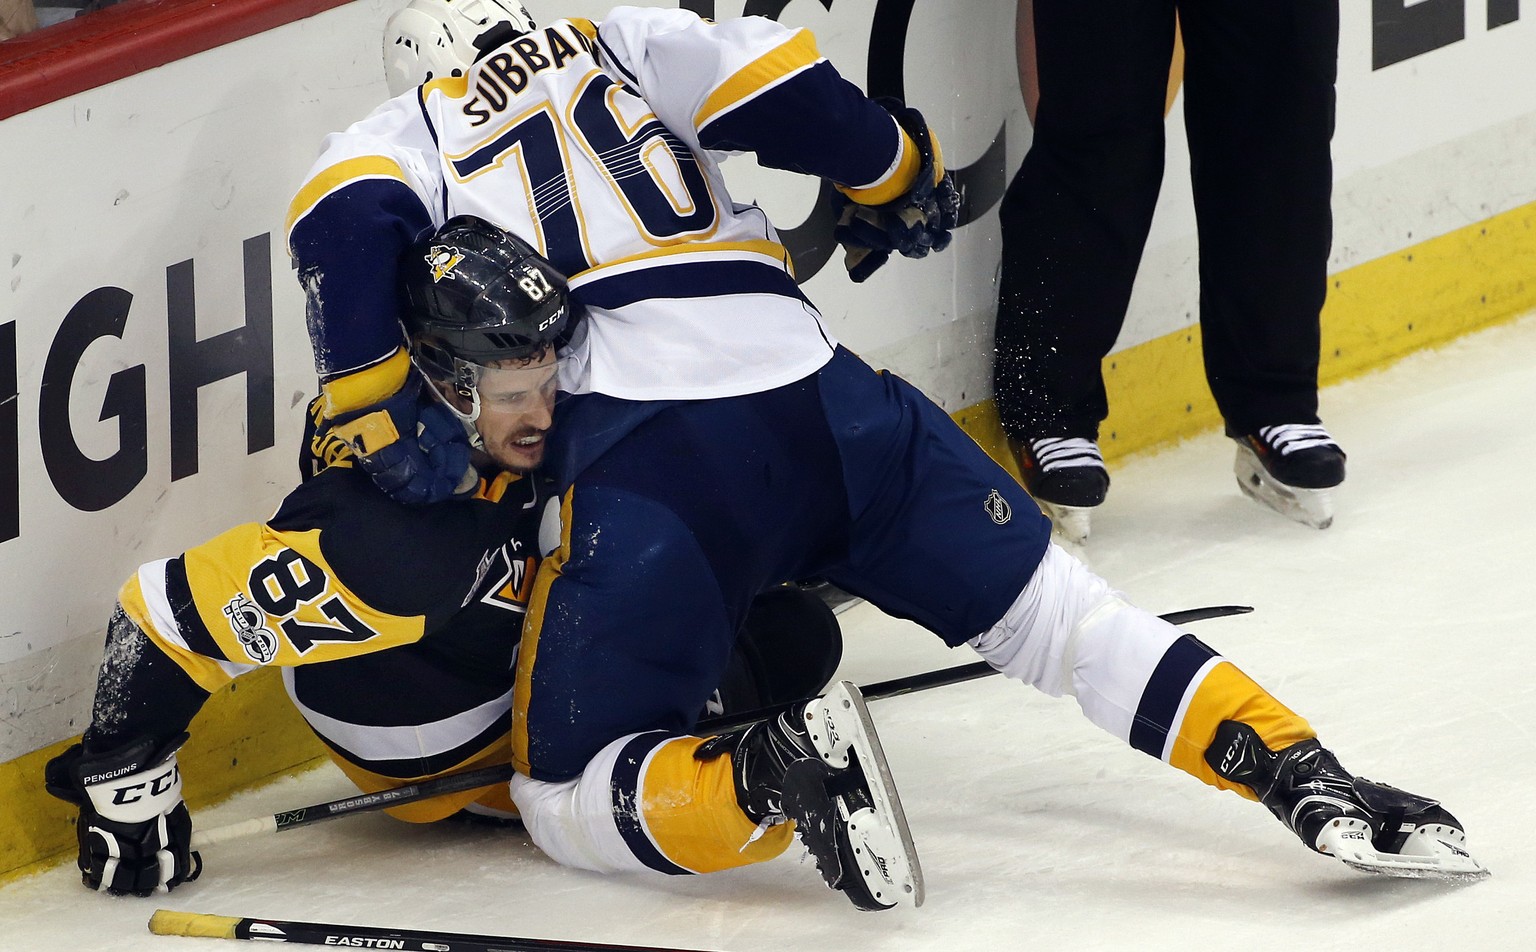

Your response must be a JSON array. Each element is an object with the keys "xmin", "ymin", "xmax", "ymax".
[
  {"xmin": 101, "ymin": 409, "xmax": 544, "ymax": 815},
  {"xmin": 91, "ymin": 405, "xmax": 841, "ymax": 822}
]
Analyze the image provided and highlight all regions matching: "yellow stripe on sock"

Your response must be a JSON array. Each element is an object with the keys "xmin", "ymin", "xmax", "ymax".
[
  {"xmin": 640, "ymin": 736, "xmax": 793, "ymax": 873},
  {"xmin": 1167, "ymin": 661, "xmax": 1315, "ymax": 800}
]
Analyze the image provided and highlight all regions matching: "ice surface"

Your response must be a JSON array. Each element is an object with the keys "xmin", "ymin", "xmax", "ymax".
[{"xmin": 5, "ymin": 315, "xmax": 1534, "ymax": 951}]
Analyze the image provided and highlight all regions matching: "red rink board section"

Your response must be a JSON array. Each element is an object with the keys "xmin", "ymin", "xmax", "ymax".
[{"xmin": 0, "ymin": 0, "xmax": 354, "ymax": 121}]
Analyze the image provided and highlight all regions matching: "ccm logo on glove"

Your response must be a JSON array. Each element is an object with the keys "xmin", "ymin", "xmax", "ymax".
[{"xmin": 97, "ymin": 764, "xmax": 180, "ymax": 805}]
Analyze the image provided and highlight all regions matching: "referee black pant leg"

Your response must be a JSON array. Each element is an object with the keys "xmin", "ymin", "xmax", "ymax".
[
  {"xmin": 994, "ymin": 0, "xmax": 1179, "ymax": 440},
  {"xmin": 1181, "ymin": 0, "xmax": 1340, "ymax": 431}
]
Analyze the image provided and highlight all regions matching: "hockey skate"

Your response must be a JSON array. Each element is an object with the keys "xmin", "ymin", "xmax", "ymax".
[
  {"xmin": 698, "ymin": 680, "xmax": 923, "ymax": 910},
  {"xmin": 1228, "ymin": 424, "xmax": 1345, "ymax": 530},
  {"xmin": 1207, "ymin": 721, "xmax": 1488, "ymax": 881},
  {"xmin": 1010, "ymin": 436, "xmax": 1109, "ymax": 545}
]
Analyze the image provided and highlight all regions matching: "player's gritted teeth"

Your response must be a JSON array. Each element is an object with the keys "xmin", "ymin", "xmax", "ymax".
[{"xmin": 487, "ymin": 426, "xmax": 548, "ymax": 472}]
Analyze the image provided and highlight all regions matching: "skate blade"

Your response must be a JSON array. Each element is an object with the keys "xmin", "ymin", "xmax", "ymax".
[
  {"xmin": 1037, "ymin": 500, "xmax": 1094, "ymax": 545},
  {"xmin": 1317, "ymin": 818, "xmax": 1490, "ymax": 882},
  {"xmin": 1233, "ymin": 446, "xmax": 1334, "ymax": 529},
  {"xmin": 813, "ymin": 681, "xmax": 925, "ymax": 908}
]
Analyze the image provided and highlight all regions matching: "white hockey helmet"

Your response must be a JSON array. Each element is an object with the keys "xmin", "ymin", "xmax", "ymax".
[{"xmin": 383, "ymin": 0, "xmax": 536, "ymax": 97}]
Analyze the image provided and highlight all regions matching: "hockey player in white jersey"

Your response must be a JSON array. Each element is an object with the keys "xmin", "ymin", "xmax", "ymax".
[{"xmin": 284, "ymin": 0, "xmax": 1486, "ymax": 910}]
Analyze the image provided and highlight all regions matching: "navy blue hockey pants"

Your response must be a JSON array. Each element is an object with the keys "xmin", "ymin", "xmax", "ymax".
[{"xmin": 517, "ymin": 346, "xmax": 1052, "ymax": 781}]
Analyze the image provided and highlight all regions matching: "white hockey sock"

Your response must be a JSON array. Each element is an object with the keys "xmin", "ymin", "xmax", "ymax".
[
  {"xmin": 511, "ymin": 732, "xmax": 661, "ymax": 875},
  {"xmin": 510, "ymin": 730, "xmax": 794, "ymax": 876},
  {"xmin": 967, "ymin": 543, "xmax": 1185, "ymax": 743}
]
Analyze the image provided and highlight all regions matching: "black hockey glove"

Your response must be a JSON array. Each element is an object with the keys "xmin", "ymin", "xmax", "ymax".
[
  {"xmin": 832, "ymin": 102, "xmax": 962, "ymax": 283},
  {"xmin": 44, "ymin": 733, "xmax": 202, "ymax": 896},
  {"xmin": 329, "ymin": 370, "xmax": 476, "ymax": 506}
]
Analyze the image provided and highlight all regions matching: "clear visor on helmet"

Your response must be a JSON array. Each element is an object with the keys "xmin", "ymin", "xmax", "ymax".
[
  {"xmin": 416, "ymin": 342, "xmax": 563, "ymax": 434},
  {"xmin": 459, "ymin": 356, "xmax": 560, "ymax": 417}
]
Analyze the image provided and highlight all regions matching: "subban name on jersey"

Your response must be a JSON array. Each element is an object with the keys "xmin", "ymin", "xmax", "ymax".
[{"xmin": 463, "ymin": 23, "xmax": 596, "ymax": 127}]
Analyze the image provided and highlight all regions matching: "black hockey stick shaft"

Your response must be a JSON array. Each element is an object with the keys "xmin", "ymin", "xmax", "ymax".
[
  {"xmin": 693, "ymin": 603, "xmax": 1253, "ymax": 732},
  {"xmin": 287, "ymin": 764, "xmax": 515, "ymax": 828},
  {"xmin": 192, "ymin": 604, "xmax": 1251, "ymax": 845},
  {"xmin": 149, "ymin": 910, "xmax": 719, "ymax": 952},
  {"xmin": 862, "ymin": 602, "xmax": 1252, "ymax": 702},
  {"xmin": 190, "ymin": 764, "xmax": 518, "ymax": 847}
]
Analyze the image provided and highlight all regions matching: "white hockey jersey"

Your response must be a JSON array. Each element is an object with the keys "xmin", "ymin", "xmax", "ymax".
[{"xmin": 287, "ymin": 7, "xmax": 924, "ymax": 405}]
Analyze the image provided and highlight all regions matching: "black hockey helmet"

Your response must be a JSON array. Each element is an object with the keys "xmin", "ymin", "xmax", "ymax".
[{"xmin": 400, "ymin": 215, "xmax": 577, "ymax": 396}]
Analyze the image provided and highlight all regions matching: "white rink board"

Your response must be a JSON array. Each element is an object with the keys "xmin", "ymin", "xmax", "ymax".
[
  {"xmin": 0, "ymin": 1, "xmax": 401, "ymax": 755},
  {"xmin": 3, "ymin": 1, "xmax": 1535, "ymax": 762}
]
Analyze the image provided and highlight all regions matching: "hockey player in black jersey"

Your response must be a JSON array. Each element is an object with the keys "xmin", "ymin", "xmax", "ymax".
[{"xmin": 42, "ymin": 217, "xmax": 844, "ymax": 897}]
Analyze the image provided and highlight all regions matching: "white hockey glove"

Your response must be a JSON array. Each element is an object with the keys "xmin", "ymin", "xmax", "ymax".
[
  {"xmin": 832, "ymin": 101, "xmax": 962, "ymax": 283},
  {"xmin": 45, "ymin": 733, "xmax": 202, "ymax": 896}
]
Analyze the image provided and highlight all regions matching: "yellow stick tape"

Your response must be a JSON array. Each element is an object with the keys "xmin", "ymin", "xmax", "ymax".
[{"xmin": 149, "ymin": 910, "xmax": 241, "ymax": 939}]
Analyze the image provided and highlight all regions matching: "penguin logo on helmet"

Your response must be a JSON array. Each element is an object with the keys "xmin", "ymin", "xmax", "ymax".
[{"xmin": 426, "ymin": 245, "xmax": 466, "ymax": 283}]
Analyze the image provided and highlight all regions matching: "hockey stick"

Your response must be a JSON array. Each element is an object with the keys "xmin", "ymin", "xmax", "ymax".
[
  {"xmin": 190, "ymin": 604, "xmax": 1252, "ymax": 848},
  {"xmin": 149, "ymin": 909, "xmax": 719, "ymax": 952},
  {"xmin": 190, "ymin": 763, "xmax": 518, "ymax": 848},
  {"xmin": 693, "ymin": 603, "xmax": 1252, "ymax": 732}
]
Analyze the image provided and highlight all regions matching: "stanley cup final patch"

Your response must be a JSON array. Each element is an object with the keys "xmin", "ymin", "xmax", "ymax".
[{"xmin": 984, "ymin": 489, "xmax": 1012, "ymax": 525}]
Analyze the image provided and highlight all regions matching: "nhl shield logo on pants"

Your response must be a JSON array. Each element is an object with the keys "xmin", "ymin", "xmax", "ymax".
[{"xmin": 984, "ymin": 489, "xmax": 1012, "ymax": 525}]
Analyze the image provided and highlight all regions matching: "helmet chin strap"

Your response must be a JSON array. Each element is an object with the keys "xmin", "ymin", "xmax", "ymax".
[{"xmin": 416, "ymin": 358, "xmax": 486, "ymax": 450}]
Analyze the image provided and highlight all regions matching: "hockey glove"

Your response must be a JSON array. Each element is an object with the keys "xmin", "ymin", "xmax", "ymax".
[
  {"xmin": 44, "ymin": 733, "xmax": 202, "ymax": 896},
  {"xmin": 329, "ymin": 371, "xmax": 476, "ymax": 506},
  {"xmin": 832, "ymin": 102, "xmax": 962, "ymax": 283}
]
